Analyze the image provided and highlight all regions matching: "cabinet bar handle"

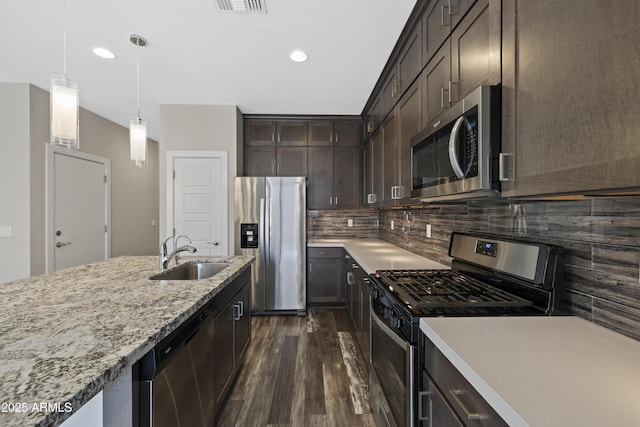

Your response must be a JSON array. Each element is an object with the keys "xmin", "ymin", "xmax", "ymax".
[
  {"xmin": 238, "ymin": 300, "xmax": 244, "ymax": 317},
  {"xmin": 277, "ymin": 132, "xmax": 281, "ymax": 142},
  {"xmin": 499, "ymin": 153, "xmax": 512, "ymax": 181},
  {"xmin": 440, "ymin": 87, "xmax": 450, "ymax": 108},
  {"xmin": 418, "ymin": 391, "xmax": 433, "ymax": 421},
  {"xmin": 271, "ymin": 133, "xmax": 275, "ymax": 142},
  {"xmin": 449, "ymin": 389, "xmax": 482, "ymax": 420},
  {"xmin": 448, "ymin": 80, "xmax": 454, "ymax": 104},
  {"xmin": 335, "ymin": 196, "xmax": 338, "ymax": 205},
  {"xmin": 330, "ymin": 132, "xmax": 333, "ymax": 142},
  {"xmin": 232, "ymin": 304, "xmax": 241, "ymax": 321},
  {"xmin": 329, "ymin": 196, "xmax": 333, "ymax": 205},
  {"xmin": 335, "ymin": 132, "xmax": 339, "ymax": 143},
  {"xmin": 441, "ymin": 3, "xmax": 449, "ymax": 26}
]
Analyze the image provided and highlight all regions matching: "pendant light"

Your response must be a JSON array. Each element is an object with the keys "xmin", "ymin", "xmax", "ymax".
[
  {"xmin": 50, "ymin": 0, "xmax": 79, "ymax": 149},
  {"xmin": 129, "ymin": 34, "xmax": 147, "ymax": 167}
]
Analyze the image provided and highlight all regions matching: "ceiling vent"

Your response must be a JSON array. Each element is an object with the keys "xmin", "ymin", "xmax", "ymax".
[{"xmin": 215, "ymin": 0, "xmax": 266, "ymax": 13}]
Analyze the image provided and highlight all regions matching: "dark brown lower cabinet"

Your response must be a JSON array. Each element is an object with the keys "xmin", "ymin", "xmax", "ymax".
[
  {"xmin": 419, "ymin": 335, "xmax": 508, "ymax": 426},
  {"xmin": 212, "ymin": 274, "xmax": 251, "ymax": 418},
  {"xmin": 307, "ymin": 247, "xmax": 343, "ymax": 306}
]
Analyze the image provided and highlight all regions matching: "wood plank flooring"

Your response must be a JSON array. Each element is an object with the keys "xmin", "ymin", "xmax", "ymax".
[{"xmin": 217, "ymin": 309, "xmax": 377, "ymax": 427}]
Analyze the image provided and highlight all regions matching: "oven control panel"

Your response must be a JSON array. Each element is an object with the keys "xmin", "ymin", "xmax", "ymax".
[{"xmin": 475, "ymin": 240, "xmax": 498, "ymax": 257}]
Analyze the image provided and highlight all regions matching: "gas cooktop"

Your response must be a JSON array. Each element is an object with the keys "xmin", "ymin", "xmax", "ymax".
[{"xmin": 375, "ymin": 269, "xmax": 534, "ymax": 309}]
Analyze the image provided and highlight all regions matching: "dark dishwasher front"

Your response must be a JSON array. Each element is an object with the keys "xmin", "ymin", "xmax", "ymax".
[{"xmin": 133, "ymin": 299, "xmax": 216, "ymax": 427}]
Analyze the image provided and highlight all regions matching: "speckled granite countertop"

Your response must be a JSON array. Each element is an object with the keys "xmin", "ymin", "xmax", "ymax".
[{"xmin": 0, "ymin": 255, "xmax": 253, "ymax": 427}]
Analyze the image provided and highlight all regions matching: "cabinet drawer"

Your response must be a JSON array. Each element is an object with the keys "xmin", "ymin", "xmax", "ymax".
[
  {"xmin": 423, "ymin": 336, "xmax": 508, "ymax": 427},
  {"xmin": 308, "ymin": 247, "xmax": 342, "ymax": 258}
]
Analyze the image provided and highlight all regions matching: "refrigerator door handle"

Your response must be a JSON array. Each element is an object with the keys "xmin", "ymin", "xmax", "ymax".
[
  {"xmin": 265, "ymin": 197, "xmax": 271, "ymax": 264},
  {"xmin": 259, "ymin": 198, "xmax": 267, "ymax": 262}
]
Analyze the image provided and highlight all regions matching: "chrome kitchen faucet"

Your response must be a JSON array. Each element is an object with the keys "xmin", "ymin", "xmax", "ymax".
[{"xmin": 159, "ymin": 235, "xmax": 197, "ymax": 270}]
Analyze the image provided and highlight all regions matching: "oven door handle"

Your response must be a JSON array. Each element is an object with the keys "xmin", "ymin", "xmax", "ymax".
[
  {"xmin": 371, "ymin": 309, "xmax": 410, "ymax": 350},
  {"xmin": 448, "ymin": 116, "xmax": 466, "ymax": 179}
]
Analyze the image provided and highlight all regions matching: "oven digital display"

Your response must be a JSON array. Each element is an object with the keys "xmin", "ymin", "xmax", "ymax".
[{"xmin": 475, "ymin": 240, "xmax": 498, "ymax": 257}]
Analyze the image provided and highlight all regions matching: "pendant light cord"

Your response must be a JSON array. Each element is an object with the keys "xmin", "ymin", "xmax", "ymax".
[
  {"xmin": 63, "ymin": 0, "xmax": 68, "ymax": 76},
  {"xmin": 136, "ymin": 47, "xmax": 140, "ymax": 119}
]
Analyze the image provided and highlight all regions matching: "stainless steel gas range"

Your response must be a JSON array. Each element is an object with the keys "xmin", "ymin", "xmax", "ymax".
[{"xmin": 368, "ymin": 232, "xmax": 564, "ymax": 427}]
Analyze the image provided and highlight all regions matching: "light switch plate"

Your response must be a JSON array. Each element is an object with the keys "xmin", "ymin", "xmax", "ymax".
[{"xmin": 0, "ymin": 226, "xmax": 12, "ymax": 238}]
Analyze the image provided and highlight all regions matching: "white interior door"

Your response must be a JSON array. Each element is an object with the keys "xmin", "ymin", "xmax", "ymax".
[
  {"xmin": 172, "ymin": 155, "xmax": 227, "ymax": 256},
  {"xmin": 49, "ymin": 149, "xmax": 110, "ymax": 271}
]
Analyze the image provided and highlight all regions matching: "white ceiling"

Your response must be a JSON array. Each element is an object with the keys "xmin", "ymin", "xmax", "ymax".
[{"xmin": 0, "ymin": 0, "xmax": 416, "ymax": 141}]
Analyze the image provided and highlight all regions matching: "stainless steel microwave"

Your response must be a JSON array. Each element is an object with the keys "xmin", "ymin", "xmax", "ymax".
[{"xmin": 411, "ymin": 85, "xmax": 501, "ymax": 201}]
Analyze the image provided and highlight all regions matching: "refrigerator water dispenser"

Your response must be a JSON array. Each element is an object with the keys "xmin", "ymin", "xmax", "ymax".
[{"xmin": 240, "ymin": 223, "xmax": 258, "ymax": 248}]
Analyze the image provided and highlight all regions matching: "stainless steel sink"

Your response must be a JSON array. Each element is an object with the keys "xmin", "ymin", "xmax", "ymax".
[{"xmin": 149, "ymin": 261, "xmax": 229, "ymax": 281}]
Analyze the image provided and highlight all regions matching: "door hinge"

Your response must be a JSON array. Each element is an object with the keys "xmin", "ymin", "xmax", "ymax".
[
  {"xmin": 104, "ymin": 225, "xmax": 108, "ymax": 233},
  {"xmin": 173, "ymin": 170, "xmax": 176, "ymax": 180},
  {"xmin": 104, "ymin": 175, "xmax": 107, "ymax": 183}
]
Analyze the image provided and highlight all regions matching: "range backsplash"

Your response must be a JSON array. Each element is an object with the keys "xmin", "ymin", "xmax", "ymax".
[{"xmin": 308, "ymin": 198, "xmax": 640, "ymax": 342}]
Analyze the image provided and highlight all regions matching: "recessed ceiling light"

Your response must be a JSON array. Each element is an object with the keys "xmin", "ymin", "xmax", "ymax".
[
  {"xmin": 290, "ymin": 50, "xmax": 308, "ymax": 63},
  {"xmin": 92, "ymin": 47, "xmax": 116, "ymax": 60}
]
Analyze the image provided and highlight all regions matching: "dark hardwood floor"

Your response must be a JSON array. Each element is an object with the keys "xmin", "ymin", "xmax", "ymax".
[{"xmin": 217, "ymin": 309, "xmax": 377, "ymax": 426}]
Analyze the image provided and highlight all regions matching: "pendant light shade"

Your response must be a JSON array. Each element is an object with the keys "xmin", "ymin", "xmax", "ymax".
[
  {"xmin": 130, "ymin": 117, "xmax": 147, "ymax": 167},
  {"xmin": 130, "ymin": 34, "xmax": 147, "ymax": 167},
  {"xmin": 50, "ymin": 0, "xmax": 79, "ymax": 149},
  {"xmin": 50, "ymin": 75, "xmax": 79, "ymax": 148}
]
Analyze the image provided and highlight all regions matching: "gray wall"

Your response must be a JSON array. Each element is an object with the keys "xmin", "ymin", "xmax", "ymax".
[
  {"xmin": 310, "ymin": 198, "xmax": 640, "ymax": 343},
  {"xmin": 0, "ymin": 84, "xmax": 31, "ymax": 282},
  {"xmin": 0, "ymin": 83, "xmax": 159, "ymax": 283},
  {"xmin": 159, "ymin": 104, "xmax": 243, "ymax": 254}
]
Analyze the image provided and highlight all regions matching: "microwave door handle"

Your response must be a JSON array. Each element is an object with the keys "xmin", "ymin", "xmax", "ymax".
[{"xmin": 448, "ymin": 116, "xmax": 466, "ymax": 179}]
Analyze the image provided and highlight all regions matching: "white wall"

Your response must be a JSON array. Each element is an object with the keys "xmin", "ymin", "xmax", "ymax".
[
  {"xmin": 0, "ymin": 84, "xmax": 31, "ymax": 282},
  {"xmin": 159, "ymin": 105, "xmax": 243, "ymax": 253}
]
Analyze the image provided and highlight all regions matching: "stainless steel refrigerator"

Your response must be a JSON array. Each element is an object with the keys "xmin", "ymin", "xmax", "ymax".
[{"xmin": 234, "ymin": 177, "xmax": 306, "ymax": 314}]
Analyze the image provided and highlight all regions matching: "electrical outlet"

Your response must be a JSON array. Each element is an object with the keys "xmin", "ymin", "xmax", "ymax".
[
  {"xmin": 426, "ymin": 224, "xmax": 432, "ymax": 238},
  {"xmin": 391, "ymin": 220, "xmax": 395, "ymax": 230},
  {"xmin": 347, "ymin": 219, "xmax": 353, "ymax": 227},
  {"xmin": 0, "ymin": 226, "xmax": 12, "ymax": 238}
]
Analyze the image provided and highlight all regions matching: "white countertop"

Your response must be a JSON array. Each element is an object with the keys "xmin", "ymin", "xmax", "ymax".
[
  {"xmin": 308, "ymin": 238, "xmax": 448, "ymax": 272},
  {"xmin": 420, "ymin": 316, "xmax": 640, "ymax": 427}
]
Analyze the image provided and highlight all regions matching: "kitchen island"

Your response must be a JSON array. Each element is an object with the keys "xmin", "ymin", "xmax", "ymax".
[{"xmin": 0, "ymin": 255, "xmax": 253, "ymax": 427}]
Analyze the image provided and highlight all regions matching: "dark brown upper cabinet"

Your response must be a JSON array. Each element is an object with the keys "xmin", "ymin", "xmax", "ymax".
[
  {"xmin": 244, "ymin": 119, "xmax": 307, "ymax": 146},
  {"xmin": 501, "ymin": 0, "xmax": 640, "ymax": 197},
  {"xmin": 308, "ymin": 120, "xmax": 360, "ymax": 147}
]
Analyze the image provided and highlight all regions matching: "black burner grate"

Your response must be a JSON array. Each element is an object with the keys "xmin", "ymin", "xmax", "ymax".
[{"xmin": 376, "ymin": 269, "xmax": 534, "ymax": 309}]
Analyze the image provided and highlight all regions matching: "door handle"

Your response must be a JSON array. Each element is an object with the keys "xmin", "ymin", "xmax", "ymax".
[
  {"xmin": 207, "ymin": 241, "xmax": 220, "ymax": 246},
  {"xmin": 56, "ymin": 242, "xmax": 71, "ymax": 248},
  {"xmin": 448, "ymin": 116, "xmax": 466, "ymax": 179}
]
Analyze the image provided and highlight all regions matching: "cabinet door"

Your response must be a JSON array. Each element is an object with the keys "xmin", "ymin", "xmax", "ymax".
[
  {"xmin": 450, "ymin": 0, "xmax": 500, "ymax": 103},
  {"xmin": 235, "ymin": 283, "xmax": 251, "ymax": 361},
  {"xmin": 398, "ymin": 23, "xmax": 422, "ymax": 97},
  {"xmin": 276, "ymin": 121, "xmax": 307, "ymax": 146},
  {"xmin": 308, "ymin": 121, "xmax": 334, "ymax": 146},
  {"xmin": 360, "ymin": 277, "xmax": 371, "ymax": 365},
  {"xmin": 363, "ymin": 140, "xmax": 374, "ymax": 206},
  {"xmin": 307, "ymin": 147, "xmax": 333, "ymax": 209},
  {"xmin": 245, "ymin": 119, "xmax": 276, "ymax": 146},
  {"xmin": 398, "ymin": 80, "xmax": 422, "ymax": 200},
  {"xmin": 307, "ymin": 257, "xmax": 342, "ymax": 304},
  {"xmin": 350, "ymin": 273, "xmax": 361, "ymax": 333},
  {"xmin": 371, "ymin": 94, "xmax": 384, "ymax": 132},
  {"xmin": 502, "ymin": 0, "xmax": 640, "ymax": 197},
  {"xmin": 276, "ymin": 146, "xmax": 307, "ymax": 176},
  {"xmin": 213, "ymin": 299, "xmax": 235, "ymax": 405},
  {"xmin": 422, "ymin": 39, "xmax": 451, "ymax": 126},
  {"xmin": 422, "ymin": 0, "xmax": 451, "ymax": 65},
  {"xmin": 419, "ymin": 371, "xmax": 464, "ymax": 427},
  {"xmin": 372, "ymin": 131, "xmax": 384, "ymax": 207},
  {"xmin": 382, "ymin": 69, "xmax": 398, "ymax": 119},
  {"xmin": 244, "ymin": 146, "xmax": 276, "ymax": 176},
  {"xmin": 333, "ymin": 147, "xmax": 361, "ymax": 209},
  {"xmin": 382, "ymin": 111, "xmax": 398, "ymax": 205},
  {"xmin": 333, "ymin": 120, "xmax": 361, "ymax": 146}
]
